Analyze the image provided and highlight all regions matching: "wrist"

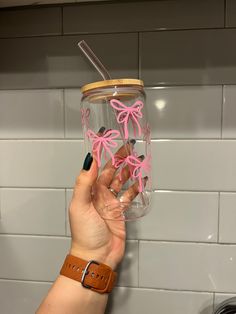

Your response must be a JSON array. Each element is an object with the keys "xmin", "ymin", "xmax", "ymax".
[{"xmin": 69, "ymin": 247, "xmax": 118, "ymax": 270}]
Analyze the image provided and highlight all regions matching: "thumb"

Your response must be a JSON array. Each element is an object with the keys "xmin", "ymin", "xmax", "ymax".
[{"xmin": 73, "ymin": 153, "xmax": 98, "ymax": 205}]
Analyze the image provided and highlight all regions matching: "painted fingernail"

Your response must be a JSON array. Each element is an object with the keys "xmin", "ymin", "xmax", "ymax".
[
  {"xmin": 129, "ymin": 139, "xmax": 136, "ymax": 145},
  {"xmin": 98, "ymin": 126, "xmax": 106, "ymax": 133},
  {"xmin": 82, "ymin": 152, "xmax": 93, "ymax": 171},
  {"xmin": 138, "ymin": 154, "xmax": 145, "ymax": 160},
  {"xmin": 144, "ymin": 176, "xmax": 148, "ymax": 180}
]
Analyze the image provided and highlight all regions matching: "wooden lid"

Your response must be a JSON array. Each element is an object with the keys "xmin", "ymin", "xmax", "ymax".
[{"xmin": 81, "ymin": 79, "xmax": 144, "ymax": 93}]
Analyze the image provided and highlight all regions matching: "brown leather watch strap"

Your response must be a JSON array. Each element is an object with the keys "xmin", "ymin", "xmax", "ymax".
[{"xmin": 60, "ymin": 254, "xmax": 117, "ymax": 294}]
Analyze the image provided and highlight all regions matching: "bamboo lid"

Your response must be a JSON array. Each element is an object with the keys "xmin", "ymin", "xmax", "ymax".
[{"xmin": 81, "ymin": 79, "xmax": 144, "ymax": 93}]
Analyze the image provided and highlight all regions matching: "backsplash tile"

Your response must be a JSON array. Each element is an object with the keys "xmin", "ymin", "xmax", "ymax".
[
  {"xmin": 219, "ymin": 193, "xmax": 236, "ymax": 243},
  {"xmin": 222, "ymin": 85, "xmax": 236, "ymax": 138},
  {"xmin": 226, "ymin": 0, "xmax": 236, "ymax": 27},
  {"xmin": 0, "ymin": 280, "xmax": 51, "ymax": 314},
  {"xmin": 127, "ymin": 191, "xmax": 218, "ymax": 242},
  {"xmin": 140, "ymin": 241, "xmax": 236, "ymax": 292},
  {"xmin": 64, "ymin": 89, "xmax": 83, "ymax": 138},
  {"xmin": 0, "ymin": 7, "xmax": 62, "ymax": 38},
  {"xmin": 64, "ymin": 0, "xmax": 224, "ymax": 34},
  {"xmin": 0, "ymin": 90, "xmax": 64, "ymax": 138},
  {"xmin": 0, "ymin": 33, "xmax": 138, "ymax": 89},
  {"xmin": 141, "ymin": 29, "xmax": 236, "ymax": 85},
  {"xmin": 153, "ymin": 140, "xmax": 236, "ymax": 191},
  {"xmin": 0, "ymin": 140, "xmax": 83, "ymax": 188},
  {"xmin": 0, "ymin": 189, "xmax": 65, "ymax": 235},
  {"xmin": 146, "ymin": 86, "xmax": 222, "ymax": 139},
  {"xmin": 107, "ymin": 287, "xmax": 213, "ymax": 314},
  {"xmin": 0, "ymin": 235, "xmax": 70, "ymax": 281}
]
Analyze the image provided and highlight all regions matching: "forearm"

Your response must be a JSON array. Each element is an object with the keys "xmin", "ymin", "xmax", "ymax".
[{"xmin": 36, "ymin": 275, "xmax": 108, "ymax": 314}]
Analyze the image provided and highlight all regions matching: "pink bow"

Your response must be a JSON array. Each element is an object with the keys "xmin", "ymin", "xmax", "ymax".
[
  {"xmin": 86, "ymin": 129, "xmax": 120, "ymax": 167},
  {"xmin": 126, "ymin": 154, "xmax": 151, "ymax": 192},
  {"xmin": 110, "ymin": 99, "xmax": 144, "ymax": 139},
  {"xmin": 114, "ymin": 151, "xmax": 139, "ymax": 181},
  {"xmin": 81, "ymin": 108, "xmax": 90, "ymax": 129}
]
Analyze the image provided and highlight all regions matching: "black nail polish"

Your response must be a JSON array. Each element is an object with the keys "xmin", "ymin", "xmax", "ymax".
[
  {"xmin": 98, "ymin": 126, "xmax": 106, "ymax": 133},
  {"xmin": 144, "ymin": 176, "xmax": 148, "ymax": 180},
  {"xmin": 83, "ymin": 153, "xmax": 93, "ymax": 171},
  {"xmin": 138, "ymin": 154, "xmax": 145, "ymax": 160},
  {"xmin": 129, "ymin": 139, "xmax": 136, "ymax": 145}
]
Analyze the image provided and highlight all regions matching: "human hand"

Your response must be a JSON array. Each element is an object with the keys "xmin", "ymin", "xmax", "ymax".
[{"xmin": 69, "ymin": 138, "xmax": 145, "ymax": 270}]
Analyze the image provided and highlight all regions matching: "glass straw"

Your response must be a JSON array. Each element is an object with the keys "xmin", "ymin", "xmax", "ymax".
[{"xmin": 78, "ymin": 40, "xmax": 111, "ymax": 81}]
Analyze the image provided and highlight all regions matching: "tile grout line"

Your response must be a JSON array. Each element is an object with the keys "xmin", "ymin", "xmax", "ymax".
[
  {"xmin": 64, "ymin": 188, "xmax": 67, "ymax": 236},
  {"xmin": 224, "ymin": 0, "xmax": 227, "ymax": 28},
  {"xmin": 213, "ymin": 292, "xmax": 216, "ymax": 310},
  {"xmin": 221, "ymin": 85, "xmax": 224, "ymax": 139},
  {"xmin": 62, "ymin": 89, "xmax": 66, "ymax": 138},
  {"xmin": 217, "ymin": 192, "xmax": 221, "ymax": 243},
  {"xmin": 138, "ymin": 32, "xmax": 141, "ymax": 80}
]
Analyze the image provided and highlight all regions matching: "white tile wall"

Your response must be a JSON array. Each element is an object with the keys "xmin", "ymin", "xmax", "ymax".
[
  {"xmin": 1, "ymin": 1, "xmax": 236, "ymax": 313},
  {"xmin": 0, "ymin": 235, "xmax": 70, "ymax": 281},
  {"xmin": 127, "ymin": 191, "xmax": 218, "ymax": 242},
  {"xmin": 139, "ymin": 241, "xmax": 236, "ymax": 293},
  {"xmin": 106, "ymin": 288, "xmax": 213, "ymax": 314},
  {"xmin": 0, "ymin": 90, "xmax": 64, "ymax": 138},
  {"xmin": 219, "ymin": 193, "xmax": 236, "ymax": 243},
  {"xmin": 223, "ymin": 85, "xmax": 236, "ymax": 138},
  {"xmin": 0, "ymin": 280, "xmax": 51, "ymax": 314},
  {"xmin": 146, "ymin": 86, "xmax": 222, "ymax": 139},
  {"xmin": 0, "ymin": 188, "xmax": 66, "ymax": 235}
]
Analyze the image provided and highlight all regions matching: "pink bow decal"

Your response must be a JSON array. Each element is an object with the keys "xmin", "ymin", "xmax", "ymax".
[
  {"xmin": 86, "ymin": 129, "xmax": 120, "ymax": 167},
  {"xmin": 126, "ymin": 154, "xmax": 151, "ymax": 192},
  {"xmin": 110, "ymin": 99, "xmax": 144, "ymax": 139},
  {"xmin": 114, "ymin": 154, "xmax": 130, "ymax": 181},
  {"xmin": 81, "ymin": 108, "xmax": 90, "ymax": 129}
]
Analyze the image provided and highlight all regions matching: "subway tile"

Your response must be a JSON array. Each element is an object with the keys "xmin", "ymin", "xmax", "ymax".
[
  {"xmin": 223, "ymin": 86, "xmax": 236, "ymax": 138},
  {"xmin": 2, "ymin": 140, "xmax": 236, "ymax": 191},
  {"xmin": 0, "ymin": 34, "xmax": 138, "ymax": 89},
  {"xmin": 66, "ymin": 189, "xmax": 138, "ymax": 286},
  {"xmin": 219, "ymin": 193, "xmax": 236, "ymax": 243},
  {"xmin": 0, "ymin": 7, "xmax": 61, "ymax": 38},
  {"xmin": 106, "ymin": 287, "xmax": 213, "ymax": 314},
  {"xmin": 146, "ymin": 86, "xmax": 222, "ymax": 139},
  {"xmin": 64, "ymin": 0, "xmax": 223, "ymax": 34},
  {"xmin": 116, "ymin": 241, "xmax": 138, "ymax": 287},
  {"xmin": 226, "ymin": 0, "xmax": 236, "ymax": 27},
  {"xmin": 0, "ymin": 235, "xmax": 70, "ymax": 281},
  {"xmin": 0, "ymin": 90, "xmax": 64, "ymax": 138},
  {"xmin": 64, "ymin": 89, "xmax": 83, "ymax": 138},
  {"xmin": 214, "ymin": 293, "xmax": 236, "ymax": 309},
  {"xmin": 0, "ymin": 140, "xmax": 83, "ymax": 188},
  {"xmin": 139, "ymin": 241, "xmax": 236, "ymax": 292},
  {"xmin": 127, "ymin": 191, "xmax": 218, "ymax": 242},
  {"xmin": 0, "ymin": 189, "xmax": 65, "ymax": 236},
  {"xmin": 0, "ymin": 280, "xmax": 51, "ymax": 314},
  {"xmin": 153, "ymin": 140, "xmax": 236, "ymax": 191},
  {"xmin": 141, "ymin": 29, "xmax": 236, "ymax": 85}
]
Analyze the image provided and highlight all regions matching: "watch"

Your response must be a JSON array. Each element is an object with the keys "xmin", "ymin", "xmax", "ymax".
[{"xmin": 60, "ymin": 254, "xmax": 117, "ymax": 294}]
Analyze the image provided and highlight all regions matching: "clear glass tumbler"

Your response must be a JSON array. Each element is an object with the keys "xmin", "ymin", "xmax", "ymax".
[{"xmin": 80, "ymin": 79, "xmax": 152, "ymax": 221}]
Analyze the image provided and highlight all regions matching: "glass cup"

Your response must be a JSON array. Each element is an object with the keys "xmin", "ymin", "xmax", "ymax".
[{"xmin": 80, "ymin": 79, "xmax": 152, "ymax": 221}]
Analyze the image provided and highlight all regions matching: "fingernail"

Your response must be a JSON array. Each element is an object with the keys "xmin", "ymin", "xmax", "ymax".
[
  {"xmin": 138, "ymin": 154, "xmax": 145, "ymax": 160},
  {"xmin": 82, "ymin": 152, "xmax": 93, "ymax": 171},
  {"xmin": 144, "ymin": 176, "xmax": 148, "ymax": 180},
  {"xmin": 98, "ymin": 126, "xmax": 106, "ymax": 133},
  {"xmin": 129, "ymin": 139, "xmax": 136, "ymax": 145}
]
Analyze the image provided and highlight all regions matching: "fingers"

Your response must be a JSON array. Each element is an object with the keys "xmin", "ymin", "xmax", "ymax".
[
  {"xmin": 119, "ymin": 176, "xmax": 148, "ymax": 204},
  {"xmin": 72, "ymin": 153, "xmax": 98, "ymax": 206},
  {"xmin": 97, "ymin": 138, "xmax": 136, "ymax": 187}
]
